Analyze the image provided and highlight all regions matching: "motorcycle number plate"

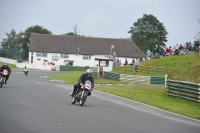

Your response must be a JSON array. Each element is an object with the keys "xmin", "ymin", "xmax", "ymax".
[
  {"xmin": 3, "ymin": 69, "xmax": 8, "ymax": 75},
  {"xmin": 85, "ymin": 84, "xmax": 91, "ymax": 89}
]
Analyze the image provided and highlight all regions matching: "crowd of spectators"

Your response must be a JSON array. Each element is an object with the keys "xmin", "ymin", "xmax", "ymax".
[
  {"xmin": 114, "ymin": 40, "xmax": 200, "ymax": 67},
  {"xmin": 151, "ymin": 40, "xmax": 200, "ymax": 59}
]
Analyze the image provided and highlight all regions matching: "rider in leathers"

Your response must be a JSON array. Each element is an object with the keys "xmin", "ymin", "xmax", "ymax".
[{"xmin": 71, "ymin": 69, "xmax": 94, "ymax": 97}]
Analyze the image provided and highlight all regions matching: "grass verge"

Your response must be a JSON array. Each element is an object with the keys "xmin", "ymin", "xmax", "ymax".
[
  {"xmin": 46, "ymin": 71, "xmax": 200, "ymax": 120},
  {"xmin": 46, "ymin": 71, "xmax": 128, "ymax": 84},
  {"xmin": 95, "ymin": 86, "xmax": 200, "ymax": 120}
]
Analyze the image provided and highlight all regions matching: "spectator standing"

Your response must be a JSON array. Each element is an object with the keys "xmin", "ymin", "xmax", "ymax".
[
  {"xmin": 113, "ymin": 56, "xmax": 119, "ymax": 67},
  {"xmin": 146, "ymin": 49, "xmax": 151, "ymax": 58}
]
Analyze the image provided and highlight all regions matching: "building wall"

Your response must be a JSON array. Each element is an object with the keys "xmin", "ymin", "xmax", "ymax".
[
  {"xmin": 29, "ymin": 52, "xmax": 93, "ymax": 66},
  {"xmin": 29, "ymin": 52, "xmax": 115, "ymax": 71}
]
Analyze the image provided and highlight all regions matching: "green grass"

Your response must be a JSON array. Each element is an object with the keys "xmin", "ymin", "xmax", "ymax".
[
  {"xmin": 46, "ymin": 70, "xmax": 200, "ymax": 120},
  {"xmin": 46, "ymin": 71, "xmax": 128, "ymax": 84},
  {"xmin": 46, "ymin": 52, "xmax": 200, "ymax": 120},
  {"xmin": 113, "ymin": 52, "xmax": 200, "ymax": 83},
  {"xmin": 0, "ymin": 62, "xmax": 17, "ymax": 69},
  {"xmin": 140, "ymin": 52, "xmax": 200, "ymax": 69},
  {"xmin": 95, "ymin": 86, "xmax": 200, "ymax": 119}
]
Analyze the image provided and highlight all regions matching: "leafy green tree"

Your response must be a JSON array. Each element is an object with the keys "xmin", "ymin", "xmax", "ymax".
[
  {"xmin": 0, "ymin": 29, "xmax": 24, "ymax": 59},
  {"xmin": 128, "ymin": 14, "xmax": 168, "ymax": 53},
  {"xmin": 22, "ymin": 25, "xmax": 52, "ymax": 59},
  {"xmin": 64, "ymin": 32, "xmax": 80, "ymax": 36},
  {"xmin": 2, "ymin": 29, "xmax": 17, "ymax": 48}
]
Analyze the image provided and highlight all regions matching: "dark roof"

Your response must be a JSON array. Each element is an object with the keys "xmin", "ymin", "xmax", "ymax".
[{"xmin": 30, "ymin": 33, "xmax": 143, "ymax": 58}]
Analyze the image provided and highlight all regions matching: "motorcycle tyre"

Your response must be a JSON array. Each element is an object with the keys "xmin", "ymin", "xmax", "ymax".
[
  {"xmin": 79, "ymin": 96, "xmax": 87, "ymax": 106},
  {"xmin": 0, "ymin": 77, "xmax": 3, "ymax": 87},
  {"xmin": 71, "ymin": 97, "xmax": 76, "ymax": 104}
]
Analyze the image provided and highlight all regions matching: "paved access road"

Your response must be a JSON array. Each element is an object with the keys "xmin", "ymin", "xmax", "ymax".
[{"xmin": 0, "ymin": 70, "xmax": 199, "ymax": 133}]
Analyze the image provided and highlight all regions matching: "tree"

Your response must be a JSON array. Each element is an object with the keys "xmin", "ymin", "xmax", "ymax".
[
  {"xmin": 128, "ymin": 14, "xmax": 168, "ymax": 53},
  {"xmin": 22, "ymin": 25, "xmax": 52, "ymax": 59},
  {"xmin": 64, "ymin": 32, "xmax": 79, "ymax": 36},
  {"xmin": 0, "ymin": 29, "xmax": 24, "ymax": 59}
]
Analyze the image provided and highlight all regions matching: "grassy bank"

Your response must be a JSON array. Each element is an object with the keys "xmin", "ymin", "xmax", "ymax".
[{"xmin": 113, "ymin": 52, "xmax": 200, "ymax": 83}]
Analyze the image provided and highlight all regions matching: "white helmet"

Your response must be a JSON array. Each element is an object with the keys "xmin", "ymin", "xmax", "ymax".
[
  {"xmin": 86, "ymin": 69, "xmax": 92, "ymax": 73},
  {"xmin": 86, "ymin": 69, "xmax": 92, "ymax": 77}
]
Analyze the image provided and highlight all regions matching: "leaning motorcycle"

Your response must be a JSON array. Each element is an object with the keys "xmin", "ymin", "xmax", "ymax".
[
  {"xmin": 71, "ymin": 80, "xmax": 92, "ymax": 106},
  {"xmin": 0, "ymin": 69, "xmax": 8, "ymax": 87}
]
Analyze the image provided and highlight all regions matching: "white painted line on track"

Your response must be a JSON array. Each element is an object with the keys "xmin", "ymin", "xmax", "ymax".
[{"xmin": 36, "ymin": 82, "xmax": 72, "ymax": 90}]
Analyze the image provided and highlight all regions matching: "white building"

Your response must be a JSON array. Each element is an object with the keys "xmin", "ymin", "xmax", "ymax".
[{"xmin": 29, "ymin": 33, "xmax": 143, "ymax": 71}]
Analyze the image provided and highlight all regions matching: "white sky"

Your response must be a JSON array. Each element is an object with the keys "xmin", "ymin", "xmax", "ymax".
[{"xmin": 0, "ymin": 0, "xmax": 200, "ymax": 47}]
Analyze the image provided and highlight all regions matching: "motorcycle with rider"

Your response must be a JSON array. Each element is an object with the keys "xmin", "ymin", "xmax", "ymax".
[
  {"xmin": 70, "ymin": 69, "xmax": 94, "ymax": 106},
  {"xmin": 0, "ymin": 62, "xmax": 11, "ymax": 87}
]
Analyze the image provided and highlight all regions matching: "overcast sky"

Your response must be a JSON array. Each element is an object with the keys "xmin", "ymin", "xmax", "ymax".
[{"xmin": 0, "ymin": 0, "xmax": 200, "ymax": 47}]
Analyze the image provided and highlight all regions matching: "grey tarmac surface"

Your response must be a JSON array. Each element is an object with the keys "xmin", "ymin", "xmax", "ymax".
[{"xmin": 0, "ymin": 70, "xmax": 199, "ymax": 133}]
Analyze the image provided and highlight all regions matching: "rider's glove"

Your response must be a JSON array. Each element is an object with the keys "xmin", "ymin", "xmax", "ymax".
[
  {"xmin": 80, "ymin": 83, "xmax": 84, "ymax": 87},
  {"xmin": 91, "ymin": 88, "xmax": 94, "ymax": 91}
]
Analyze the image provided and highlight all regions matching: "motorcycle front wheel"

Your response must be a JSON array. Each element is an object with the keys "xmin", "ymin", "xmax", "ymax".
[
  {"xmin": 71, "ymin": 97, "xmax": 76, "ymax": 104},
  {"xmin": 0, "ymin": 77, "xmax": 3, "ymax": 88},
  {"xmin": 79, "ymin": 92, "xmax": 88, "ymax": 106}
]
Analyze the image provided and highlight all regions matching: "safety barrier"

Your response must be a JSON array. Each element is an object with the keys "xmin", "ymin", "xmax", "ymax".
[
  {"xmin": 92, "ymin": 72, "xmax": 98, "ymax": 79},
  {"xmin": 151, "ymin": 76, "xmax": 165, "ymax": 84},
  {"xmin": 60, "ymin": 65, "xmax": 90, "ymax": 71},
  {"xmin": 104, "ymin": 72, "xmax": 120, "ymax": 80},
  {"xmin": 100, "ymin": 71, "xmax": 166, "ymax": 84},
  {"xmin": 166, "ymin": 79, "xmax": 200, "ymax": 103},
  {"xmin": 120, "ymin": 74, "xmax": 151, "ymax": 84}
]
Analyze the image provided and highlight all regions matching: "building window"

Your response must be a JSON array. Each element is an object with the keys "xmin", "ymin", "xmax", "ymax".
[
  {"xmin": 83, "ymin": 55, "xmax": 91, "ymax": 60},
  {"xmin": 61, "ymin": 54, "xmax": 69, "ymax": 58},
  {"xmin": 36, "ymin": 52, "xmax": 47, "ymax": 57}
]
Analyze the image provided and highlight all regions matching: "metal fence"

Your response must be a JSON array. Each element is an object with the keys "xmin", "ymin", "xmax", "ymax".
[
  {"xmin": 119, "ymin": 65, "xmax": 173, "ymax": 75},
  {"xmin": 166, "ymin": 79, "xmax": 200, "ymax": 103}
]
